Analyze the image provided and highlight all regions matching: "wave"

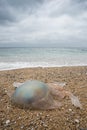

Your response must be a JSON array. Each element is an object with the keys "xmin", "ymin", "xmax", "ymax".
[
  {"xmin": 0, "ymin": 62, "xmax": 87, "ymax": 71},
  {"xmin": 0, "ymin": 47, "xmax": 87, "ymax": 70}
]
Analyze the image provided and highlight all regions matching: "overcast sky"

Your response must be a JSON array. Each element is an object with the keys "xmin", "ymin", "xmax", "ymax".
[{"xmin": 0, "ymin": 0, "xmax": 87, "ymax": 47}]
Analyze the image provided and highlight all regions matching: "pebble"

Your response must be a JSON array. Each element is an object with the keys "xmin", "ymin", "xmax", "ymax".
[
  {"xmin": 74, "ymin": 119, "xmax": 79, "ymax": 123},
  {"xmin": 36, "ymin": 113, "xmax": 39, "ymax": 117},
  {"xmin": 43, "ymin": 124, "xmax": 48, "ymax": 128},
  {"xmin": 39, "ymin": 112, "xmax": 42, "ymax": 115},
  {"xmin": 50, "ymin": 118, "xmax": 52, "ymax": 121},
  {"xmin": 6, "ymin": 120, "xmax": 10, "ymax": 125},
  {"xmin": 5, "ymin": 120, "xmax": 10, "ymax": 126},
  {"xmin": 5, "ymin": 90, "xmax": 7, "ymax": 93},
  {"xmin": 46, "ymin": 114, "xmax": 49, "ymax": 117},
  {"xmin": 69, "ymin": 109, "xmax": 72, "ymax": 112},
  {"xmin": 18, "ymin": 116, "xmax": 21, "ymax": 119},
  {"xmin": 14, "ymin": 121, "xmax": 16, "ymax": 124},
  {"xmin": 21, "ymin": 125, "xmax": 24, "ymax": 129}
]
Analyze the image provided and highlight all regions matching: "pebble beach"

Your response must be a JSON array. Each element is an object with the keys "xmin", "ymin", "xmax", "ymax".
[{"xmin": 0, "ymin": 66, "xmax": 87, "ymax": 130}]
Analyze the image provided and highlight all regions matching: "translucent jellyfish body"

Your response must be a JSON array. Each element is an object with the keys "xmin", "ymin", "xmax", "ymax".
[{"xmin": 11, "ymin": 80, "xmax": 82, "ymax": 109}]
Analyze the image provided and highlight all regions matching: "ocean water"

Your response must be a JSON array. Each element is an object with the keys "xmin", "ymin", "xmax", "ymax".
[{"xmin": 0, "ymin": 47, "xmax": 87, "ymax": 70}]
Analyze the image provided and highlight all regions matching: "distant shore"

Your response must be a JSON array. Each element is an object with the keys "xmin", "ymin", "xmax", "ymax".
[{"xmin": 0, "ymin": 66, "xmax": 87, "ymax": 130}]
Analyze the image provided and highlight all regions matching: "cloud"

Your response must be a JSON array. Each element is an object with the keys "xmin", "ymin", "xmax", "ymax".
[
  {"xmin": 0, "ymin": 0, "xmax": 15, "ymax": 24},
  {"xmin": 0, "ymin": 0, "xmax": 87, "ymax": 47},
  {"xmin": 0, "ymin": 0, "xmax": 43, "ymax": 24}
]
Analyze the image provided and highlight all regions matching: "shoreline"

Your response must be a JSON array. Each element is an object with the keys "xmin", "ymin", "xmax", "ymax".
[
  {"xmin": 0, "ymin": 66, "xmax": 87, "ymax": 130},
  {"xmin": 0, "ymin": 65, "xmax": 87, "ymax": 71}
]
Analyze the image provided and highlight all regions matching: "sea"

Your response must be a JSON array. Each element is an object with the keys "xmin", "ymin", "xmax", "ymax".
[{"xmin": 0, "ymin": 47, "xmax": 87, "ymax": 71}]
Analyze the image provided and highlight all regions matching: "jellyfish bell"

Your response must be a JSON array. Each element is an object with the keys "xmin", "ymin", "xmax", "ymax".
[
  {"xmin": 7, "ymin": 80, "xmax": 82, "ymax": 109},
  {"xmin": 11, "ymin": 80, "xmax": 61, "ymax": 109}
]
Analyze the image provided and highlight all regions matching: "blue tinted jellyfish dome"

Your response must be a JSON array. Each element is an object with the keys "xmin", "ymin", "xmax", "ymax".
[{"xmin": 11, "ymin": 80, "xmax": 51, "ymax": 109}]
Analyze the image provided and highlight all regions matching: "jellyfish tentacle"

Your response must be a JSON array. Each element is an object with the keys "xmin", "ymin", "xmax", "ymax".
[
  {"xmin": 47, "ymin": 83, "xmax": 82, "ymax": 109},
  {"xmin": 13, "ymin": 82, "xmax": 24, "ymax": 88},
  {"xmin": 47, "ymin": 83, "xmax": 67, "ymax": 99}
]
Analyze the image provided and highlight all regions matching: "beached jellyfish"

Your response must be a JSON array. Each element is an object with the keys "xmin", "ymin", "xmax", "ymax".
[{"xmin": 8, "ymin": 80, "xmax": 82, "ymax": 109}]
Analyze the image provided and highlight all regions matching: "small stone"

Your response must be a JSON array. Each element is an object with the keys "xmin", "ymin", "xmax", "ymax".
[
  {"xmin": 69, "ymin": 109, "xmax": 72, "ymax": 112},
  {"xmin": 6, "ymin": 120, "xmax": 10, "ymax": 124},
  {"xmin": 50, "ymin": 118, "xmax": 52, "ymax": 121},
  {"xmin": 46, "ymin": 115, "xmax": 49, "ymax": 117},
  {"xmin": 36, "ymin": 113, "xmax": 39, "ymax": 117},
  {"xmin": 66, "ymin": 118, "xmax": 69, "ymax": 121},
  {"xmin": 74, "ymin": 119, "xmax": 79, "ymax": 123},
  {"xmin": 7, "ymin": 106, "xmax": 10, "ymax": 109},
  {"xmin": 39, "ymin": 112, "xmax": 42, "ymax": 115},
  {"xmin": 18, "ymin": 116, "xmax": 21, "ymax": 119},
  {"xmin": 43, "ymin": 124, "xmax": 48, "ymax": 127},
  {"xmin": 6, "ymin": 120, "xmax": 10, "ymax": 125},
  {"xmin": 14, "ymin": 121, "xmax": 16, "ymax": 124},
  {"xmin": 5, "ymin": 90, "xmax": 7, "ymax": 93},
  {"xmin": 21, "ymin": 125, "xmax": 24, "ymax": 129}
]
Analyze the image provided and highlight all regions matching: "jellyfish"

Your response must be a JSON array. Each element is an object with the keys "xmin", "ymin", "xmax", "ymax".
[{"xmin": 7, "ymin": 80, "xmax": 82, "ymax": 110}]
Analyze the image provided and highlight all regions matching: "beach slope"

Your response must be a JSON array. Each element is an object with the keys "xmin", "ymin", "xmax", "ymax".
[{"xmin": 0, "ymin": 66, "xmax": 87, "ymax": 130}]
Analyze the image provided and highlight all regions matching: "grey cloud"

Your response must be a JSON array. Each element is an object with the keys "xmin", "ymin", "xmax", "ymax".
[
  {"xmin": 0, "ymin": 0, "xmax": 87, "ymax": 47},
  {"xmin": 0, "ymin": 8, "xmax": 16, "ymax": 25},
  {"xmin": 0, "ymin": 0, "xmax": 16, "ymax": 25},
  {"xmin": 48, "ymin": 0, "xmax": 87, "ymax": 17},
  {"xmin": 1, "ymin": 0, "xmax": 87, "ymax": 25},
  {"xmin": 73, "ymin": 0, "xmax": 87, "ymax": 4},
  {"xmin": 7, "ymin": 0, "xmax": 43, "ymax": 8},
  {"xmin": 71, "ymin": 0, "xmax": 87, "ymax": 13},
  {"xmin": 0, "ymin": 0, "xmax": 43, "ymax": 25}
]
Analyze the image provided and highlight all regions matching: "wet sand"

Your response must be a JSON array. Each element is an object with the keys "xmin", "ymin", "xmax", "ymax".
[{"xmin": 0, "ymin": 66, "xmax": 87, "ymax": 130}]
